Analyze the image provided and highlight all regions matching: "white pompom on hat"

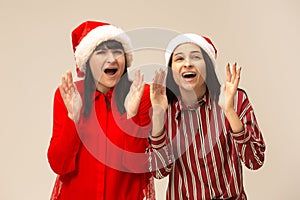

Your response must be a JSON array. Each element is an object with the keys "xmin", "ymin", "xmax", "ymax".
[
  {"xmin": 165, "ymin": 33, "xmax": 217, "ymax": 67},
  {"xmin": 71, "ymin": 21, "xmax": 133, "ymax": 77}
]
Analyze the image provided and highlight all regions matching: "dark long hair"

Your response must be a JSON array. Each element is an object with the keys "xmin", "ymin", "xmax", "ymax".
[
  {"xmin": 166, "ymin": 47, "xmax": 221, "ymax": 105},
  {"xmin": 83, "ymin": 40, "xmax": 131, "ymax": 117}
]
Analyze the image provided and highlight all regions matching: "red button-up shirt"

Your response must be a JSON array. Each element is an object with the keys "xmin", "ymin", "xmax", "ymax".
[{"xmin": 48, "ymin": 80, "xmax": 154, "ymax": 200}]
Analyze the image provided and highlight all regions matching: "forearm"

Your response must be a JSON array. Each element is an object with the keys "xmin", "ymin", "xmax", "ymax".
[
  {"xmin": 224, "ymin": 109, "xmax": 244, "ymax": 133},
  {"xmin": 151, "ymin": 105, "xmax": 166, "ymax": 137},
  {"xmin": 148, "ymin": 129, "xmax": 174, "ymax": 179},
  {"xmin": 48, "ymin": 89, "xmax": 81, "ymax": 175},
  {"xmin": 228, "ymin": 99, "xmax": 265, "ymax": 170},
  {"xmin": 48, "ymin": 117, "xmax": 81, "ymax": 175}
]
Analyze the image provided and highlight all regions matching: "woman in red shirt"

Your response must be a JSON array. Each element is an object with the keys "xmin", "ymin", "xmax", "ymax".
[{"xmin": 47, "ymin": 21, "xmax": 154, "ymax": 200}]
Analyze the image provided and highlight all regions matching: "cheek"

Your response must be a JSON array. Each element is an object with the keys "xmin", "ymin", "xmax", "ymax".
[
  {"xmin": 197, "ymin": 62, "xmax": 206, "ymax": 79},
  {"xmin": 89, "ymin": 62, "xmax": 102, "ymax": 80},
  {"xmin": 117, "ymin": 58, "xmax": 126, "ymax": 74},
  {"xmin": 171, "ymin": 66, "xmax": 181, "ymax": 84}
]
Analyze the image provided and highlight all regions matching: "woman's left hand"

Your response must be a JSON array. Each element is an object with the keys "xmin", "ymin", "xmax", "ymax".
[
  {"xmin": 219, "ymin": 63, "xmax": 241, "ymax": 113},
  {"xmin": 124, "ymin": 70, "xmax": 145, "ymax": 118}
]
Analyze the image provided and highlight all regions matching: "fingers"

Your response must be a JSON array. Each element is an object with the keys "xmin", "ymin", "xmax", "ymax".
[
  {"xmin": 131, "ymin": 69, "xmax": 145, "ymax": 92},
  {"xmin": 157, "ymin": 69, "xmax": 166, "ymax": 86},
  {"xmin": 60, "ymin": 75, "xmax": 68, "ymax": 94},
  {"xmin": 67, "ymin": 71, "xmax": 75, "ymax": 94},
  {"xmin": 66, "ymin": 71, "xmax": 74, "ymax": 92},
  {"xmin": 133, "ymin": 69, "xmax": 140, "ymax": 87},
  {"xmin": 152, "ymin": 70, "xmax": 159, "ymax": 89},
  {"xmin": 233, "ymin": 66, "xmax": 241, "ymax": 88},
  {"xmin": 139, "ymin": 72, "xmax": 145, "ymax": 88},
  {"xmin": 153, "ymin": 69, "xmax": 167, "ymax": 97},
  {"xmin": 226, "ymin": 63, "xmax": 231, "ymax": 82},
  {"xmin": 226, "ymin": 62, "xmax": 241, "ymax": 83},
  {"xmin": 231, "ymin": 62, "xmax": 237, "ymax": 83},
  {"xmin": 60, "ymin": 71, "xmax": 75, "ymax": 95},
  {"xmin": 153, "ymin": 69, "xmax": 166, "ymax": 85}
]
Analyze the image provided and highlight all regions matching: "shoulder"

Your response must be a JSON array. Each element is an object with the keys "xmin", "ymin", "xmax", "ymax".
[
  {"xmin": 235, "ymin": 88, "xmax": 250, "ymax": 103},
  {"xmin": 237, "ymin": 88, "xmax": 248, "ymax": 98},
  {"xmin": 235, "ymin": 88, "xmax": 253, "ymax": 114}
]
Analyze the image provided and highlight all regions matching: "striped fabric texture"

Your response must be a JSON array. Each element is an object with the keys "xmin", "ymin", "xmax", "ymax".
[{"xmin": 149, "ymin": 89, "xmax": 265, "ymax": 200}]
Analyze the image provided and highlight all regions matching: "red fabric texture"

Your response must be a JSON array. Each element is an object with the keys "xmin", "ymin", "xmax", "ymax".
[
  {"xmin": 202, "ymin": 35, "xmax": 217, "ymax": 57},
  {"xmin": 48, "ymin": 81, "xmax": 155, "ymax": 200},
  {"xmin": 71, "ymin": 21, "xmax": 110, "ymax": 53}
]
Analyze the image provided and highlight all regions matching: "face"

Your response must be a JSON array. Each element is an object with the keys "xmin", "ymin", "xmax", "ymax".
[
  {"xmin": 171, "ymin": 43, "xmax": 206, "ymax": 95},
  {"xmin": 88, "ymin": 44, "xmax": 126, "ymax": 93}
]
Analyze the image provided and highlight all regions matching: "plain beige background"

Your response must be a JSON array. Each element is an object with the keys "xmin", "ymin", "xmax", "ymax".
[{"xmin": 1, "ymin": 0, "xmax": 299, "ymax": 199}]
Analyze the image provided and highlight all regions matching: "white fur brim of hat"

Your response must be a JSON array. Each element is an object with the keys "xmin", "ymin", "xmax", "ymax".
[
  {"xmin": 75, "ymin": 25, "xmax": 133, "ymax": 74},
  {"xmin": 165, "ymin": 33, "xmax": 216, "ymax": 67}
]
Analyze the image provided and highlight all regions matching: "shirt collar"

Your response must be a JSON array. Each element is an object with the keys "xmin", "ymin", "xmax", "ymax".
[
  {"xmin": 94, "ymin": 87, "xmax": 114, "ymax": 100},
  {"xmin": 177, "ymin": 91, "xmax": 212, "ymax": 111}
]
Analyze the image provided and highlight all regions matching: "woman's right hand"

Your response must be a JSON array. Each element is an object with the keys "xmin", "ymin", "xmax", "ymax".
[
  {"xmin": 59, "ymin": 71, "xmax": 82, "ymax": 123},
  {"xmin": 150, "ymin": 69, "xmax": 168, "ymax": 115},
  {"xmin": 150, "ymin": 69, "xmax": 168, "ymax": 137}
]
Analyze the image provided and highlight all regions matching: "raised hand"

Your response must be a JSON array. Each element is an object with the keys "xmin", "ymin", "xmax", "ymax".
[
  {"xmin": 124, "ymin": 69, "xmax": 145, "ymax": 118},
  {"xmin": 150, "ymin": 69, "xmax": 168, "ymax": 136},
  {"xmin": 59, "ymin": 71, "xmax": 82, "ymax": 123},
  {"xmin": 150, "ymin": 69, "xmax": 168, "ymax": 113},
  {"xmin": 218, "ymin": 63, "xmax": 241, "ymax": 113}
]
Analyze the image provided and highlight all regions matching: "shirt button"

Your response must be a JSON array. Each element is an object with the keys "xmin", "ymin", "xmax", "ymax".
[
  {"xmin": 205, "ymin": 183, "xmax": 209, "ymax": 188},
  {"xmin": 201, "ymin": 164, "xmax": 205, "ymax": 168}
]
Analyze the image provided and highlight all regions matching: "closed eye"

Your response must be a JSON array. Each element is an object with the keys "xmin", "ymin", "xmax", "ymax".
[
  {"xmin": 112, "ymin": 50, "xmax": 124, "ymax": 56},
  {"xmin": 174, "ymin": 56, "xmax": 184, "ymax": 62},
  {"xmin": 95, "ymin": 50, "xmax": 106, "ymax": 55},
  {"xmin": 191, "ymin": 53, "xmax": 202, "ymax": 60}
]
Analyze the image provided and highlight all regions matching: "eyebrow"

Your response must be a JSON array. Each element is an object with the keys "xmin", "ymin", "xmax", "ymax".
[
  {"xmin": 174, "ymin": 52, "xmax": 183, "ymax": 56},
  {"xmin": 95, "ymin": 48, "xmax": 123, "ymax": 51},
  {"xmin": 174, "ymin": 50, "xmax": 201, "ymax": 56}
]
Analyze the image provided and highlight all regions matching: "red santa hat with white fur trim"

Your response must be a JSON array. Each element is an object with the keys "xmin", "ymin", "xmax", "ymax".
[
  {"xmin": 165, "ymin": 33, "xmax": 217, "ymax": 67},
  {"xmin": 71, "ymin": 21, "xmax": 133, "ymax": 77}
]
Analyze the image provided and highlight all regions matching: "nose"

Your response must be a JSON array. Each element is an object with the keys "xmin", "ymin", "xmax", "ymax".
[
  {"xmin": 106, "ymin": 51, "xmax": 115, "ymax": 63},
  {"xmin": 183, "ymin": 58, "xmax": 192, "ymax": 68}
]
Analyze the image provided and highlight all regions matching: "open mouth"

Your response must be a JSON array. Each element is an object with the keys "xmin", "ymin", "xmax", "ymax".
[
  {"xmin": 182, "ymin": 72, "xmax": 196, "ymax": 78},
  {"xmin": 104, "ymin": 68, "xmax": 118, "ymax": 75}
]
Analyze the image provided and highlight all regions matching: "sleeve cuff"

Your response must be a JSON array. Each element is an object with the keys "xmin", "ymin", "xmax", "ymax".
[
  {"xmin": 149, "ymin": 129, "xmax": 167, "ymax": 149},
  {"xmin": 230, "ymin": 126, "xmax": 251, "ymax": 144}
]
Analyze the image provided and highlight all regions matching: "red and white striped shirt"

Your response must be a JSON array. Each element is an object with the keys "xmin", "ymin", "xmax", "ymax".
[{"xmin": 149, "ymin": 89, "xmax": 266, "ymax": 200}]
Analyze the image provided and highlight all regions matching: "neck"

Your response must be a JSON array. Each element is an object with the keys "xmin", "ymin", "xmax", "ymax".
[
  {"xmin": 96, "ymin": 82, "xmax": 110, "ymax": 94},
  {"xmin": 180, "ymin": 84, "xmax": 206, "ymax": 106}
]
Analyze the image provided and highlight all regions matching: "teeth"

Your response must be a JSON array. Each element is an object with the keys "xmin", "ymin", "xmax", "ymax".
[{"xmin": 183, "ymin": 72, "xmax": 195, "ymax": 76}]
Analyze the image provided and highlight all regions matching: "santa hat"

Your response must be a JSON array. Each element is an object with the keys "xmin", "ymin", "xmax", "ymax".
[
  {"xmin": 71, "ymin": 20, "xmax": 133, "ymax": 77},
  {"xmin": 165, "ymin": 33, "xmax": 217, "ymax": 67}
]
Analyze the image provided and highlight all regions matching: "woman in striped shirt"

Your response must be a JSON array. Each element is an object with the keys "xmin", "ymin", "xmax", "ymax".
[{"xmin": 149, "ymin": 33, "xmax": 266, "ymax": 199}]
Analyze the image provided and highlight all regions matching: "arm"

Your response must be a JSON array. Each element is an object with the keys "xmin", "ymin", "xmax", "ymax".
[
  {"xmin": 219, "ymin": 63, "xmax": 265, "ymax": 170},
  {"xmin": 229, "ymin": 90, "xmax": 266, "ymax": 170},
  {"xmin": 148, "ymin": 70, "xmax": 174, "ymax": 179},
  {"xmin": 47, "ymin": 71, "xmax": 82, "ymax": 175}
]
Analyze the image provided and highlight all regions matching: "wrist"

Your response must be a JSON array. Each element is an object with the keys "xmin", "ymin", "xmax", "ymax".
[
  {"xmin": 68, "ymin": 112, "xmax": 80, "ymax": 124},
  {"xmin": 224, "ymin": 107, "xmax": 235, "ymax": 116},
  {"xmin": 126, "ymin": 111, "xmax": 137, "ymax": 119},
  {"xmin": 152, "ymin": 104, "xmax": 166, "ymax": 116}
]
